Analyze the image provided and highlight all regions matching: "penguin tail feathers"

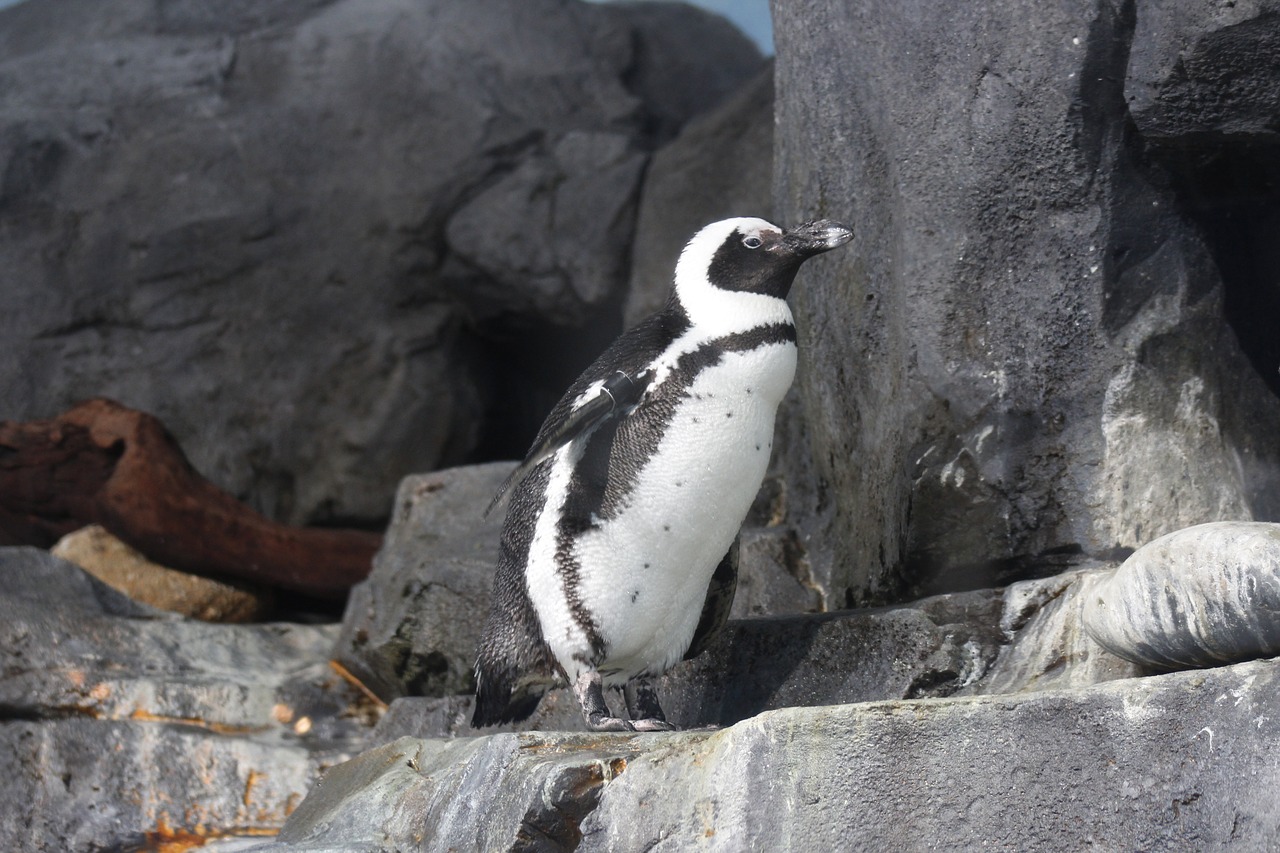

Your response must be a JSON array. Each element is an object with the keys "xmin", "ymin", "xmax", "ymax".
[{"xmin": 471, "ymin": 667, "xmax": 548, "ymax": 728}]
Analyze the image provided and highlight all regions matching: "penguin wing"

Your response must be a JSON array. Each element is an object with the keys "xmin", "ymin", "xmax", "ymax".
[
  {"xmin": 484, "ymin": 368, "xmax": 653, "ymax": 516},
  {"xmin": 484, "ymin": 313, "xmax": 676, "ymax": 516},
  {"xmin": 683, "ymin": 536, "xmax": 740, "ymax": 661}
]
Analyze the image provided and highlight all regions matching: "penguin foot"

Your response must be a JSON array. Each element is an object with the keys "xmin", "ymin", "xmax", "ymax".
[
  {"xmin": 623, "ymin": 678, "xmax": 675, "ymax": 731},
  {"xmin": 585, "ymin": 713, "xmax": 638, "ymax": 732},
  {"xmin": 573, "ymin": 672, "xmax": 681, "ymax": 732},
  {"xmin": 629, "ymin": 718, "xmax": 677, "ymax": 732},
  {"xmin": 574, "ymin": 670, "xmax": 666, "ymax": 733}
]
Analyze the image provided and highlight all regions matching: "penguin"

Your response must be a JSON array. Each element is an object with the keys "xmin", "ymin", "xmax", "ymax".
[{"xmin": 472, "ymin": 216, "xmax": 853, "ymax": 731}]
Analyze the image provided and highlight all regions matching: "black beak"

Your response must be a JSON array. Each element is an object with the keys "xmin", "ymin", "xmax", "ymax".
[{"xmin": 783, "ymin": 219, "xmax": 854, "ymax": 257}]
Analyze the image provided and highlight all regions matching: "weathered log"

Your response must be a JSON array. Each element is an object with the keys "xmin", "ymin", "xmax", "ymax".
[{"xmin": 0, "ymin": 399, "xmax": 380, "ymax": 597}]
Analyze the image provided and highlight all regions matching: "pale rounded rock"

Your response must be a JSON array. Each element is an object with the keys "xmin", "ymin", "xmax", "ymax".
[
  {"xmin": 1082, "ymin": 522, "xmax": 1280, "ymax": 669},
  {"xmin": 51, "ymin": 525, "xmax": 273, "ymax": 623}
]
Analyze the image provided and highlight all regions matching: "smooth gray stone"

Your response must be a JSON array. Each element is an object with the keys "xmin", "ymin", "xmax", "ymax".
[{"xmin": 1082, "ymin": 521, "xmax": 1280, "ymax": 668}]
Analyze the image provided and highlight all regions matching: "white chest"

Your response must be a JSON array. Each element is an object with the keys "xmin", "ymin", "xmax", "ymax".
[{"xmin": 528, "ymin": 338, "xmax": 797, "ymax": 683}]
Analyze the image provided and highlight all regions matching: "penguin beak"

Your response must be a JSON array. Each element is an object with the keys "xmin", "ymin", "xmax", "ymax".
[{"xmin": 782, "ymin": 220, "xmax": 854, "ymax": 257}]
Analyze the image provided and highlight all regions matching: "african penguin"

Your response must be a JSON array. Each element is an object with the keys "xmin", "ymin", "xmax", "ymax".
[{"xmin": 472, "ymin": 216, "xmax": 853, "ymax": 731}]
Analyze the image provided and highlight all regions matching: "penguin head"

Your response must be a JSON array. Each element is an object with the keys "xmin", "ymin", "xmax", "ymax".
[{"xmin": 671, "ymin": 217, "xmax": 852, "ymax": 326}]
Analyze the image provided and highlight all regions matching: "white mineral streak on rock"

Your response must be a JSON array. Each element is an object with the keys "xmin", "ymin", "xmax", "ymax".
[
  {"xmin": 1082, "ymin": 522, "xmax": 1280, "ymax": 669},
  {"xmin": 1095, "ymin": 367, "xmax": 1252, "ymax": 551}
]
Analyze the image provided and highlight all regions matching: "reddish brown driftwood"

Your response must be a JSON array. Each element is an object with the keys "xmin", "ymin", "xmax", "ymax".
[{"xmin": 0, "ymin": 399, "xmax": 381, "ymax": 597}]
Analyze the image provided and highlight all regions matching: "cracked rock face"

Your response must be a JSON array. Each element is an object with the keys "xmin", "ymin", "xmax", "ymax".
[
  {"xmin": 772, "ymin": 0, "xmax": 1280, "ymax": 608},
  {"xmin": 0, "ymin": 547, "xmax": 376, "ymax": 850},
  {"xmin": 248, "ymin": 658, "xmax": 1280, "ymax": 852}
]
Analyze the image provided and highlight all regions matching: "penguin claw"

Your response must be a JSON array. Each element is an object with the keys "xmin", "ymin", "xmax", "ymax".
[{"xmin": 586, "ymin": 715, "xmax": 637, "ymax": 732}]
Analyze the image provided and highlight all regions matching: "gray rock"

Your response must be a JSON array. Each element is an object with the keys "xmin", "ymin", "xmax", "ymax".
[
  {"xmin": 1127, "ymin": 0, "xmax": 1280, "ymax": 142},
  {"xmin": 247, "ymin": 658, "xmax": 1280, "ymax": 851},
  {"xmin": 0, "ymin": 0, "xmax": 763, "ymax": 527},
  {"xmin": 623, "ymin": 63, "xmax": 776, "ymax": 328},
  {"xmin": 961, "ymin": 566, "xmax": 1146, "ymax": 695},
  {"xmin": 1123, "ymin": 0, "xmax": 1280, "ymax": 441},
  {"xmin": 331, "ymin": 463, "xmax": 509, "ymax": 702},
  {"xmin": 266, "ymin": 733, "xmax": 645, "ymax": 853},
  {"xmin": 603, "ymin": 2, "xmax": 770, "ymax": 145},
  {"xmin": 772, "ymin": 0, "xmax": 1280, "ymax": 606},
  {"xmin": 1082, "ymin": 521, "xmax": 1280, "ymax": 669},
  {"xmin": 731, "ymin": 526, "xmax": 823, "ymax": 617},
  {"xmin": 364, "ymin": 556, "xmax": 1156, "ymax": 741},
  {"xmin": 0, "ymin": 547, "xmax": 375, "ymax": 850},
  {"xmin": 372, "ymin": 587, "xmax": 1006, "ymax": 739}
]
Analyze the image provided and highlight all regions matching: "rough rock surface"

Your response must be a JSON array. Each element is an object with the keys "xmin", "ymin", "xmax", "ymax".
[
  {"xmin": 52, "ymin": 523, "xmax": 273, "ymax": 622},
  {"xmin": 245, "ymin": 658, "xmax": 1280, "ymax": 852},
  {"xmin": 959, "ymin": 566, "xmax": 1146, "ymax": 695},
  {"xmin": 1126, "ymin": 0, "xmax": 1280, "ymax": 143},
  {"xmin": 0, "ymin": 0, "xmax": 762, "ymax": 526},
  {"xmin": 1083, "ymin": 521, "xmax": 1280, "ymax": 668},
  {"xmin": 366, "ymin": 564, "xmax": 1144, "ymax": 740},
  {"xmin": 0, "ymin": 547, "xmax": 376, "ymax": 850},
  {"xmin": 622, "ymin": 63, "xmax": 776, "ymax": 328},
  {"xmin": 772, "ymin": 0, "xmax": 1280, "ymax": 607},
  {"xmin": 379, "ymin": 587, "xmax": 1006, "ymax": 738},
  {"xmin": 331, "ymin": 463, "xmax": 509, "ymax": 703},
  {"xmin": 1125, "ymin": 0, "xmax": 1280, "ymax": 408}
]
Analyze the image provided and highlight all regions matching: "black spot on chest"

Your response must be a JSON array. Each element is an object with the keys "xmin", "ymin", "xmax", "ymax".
[{"xmin": 558, "ymin": 323, "xmax": 796, "ymax": 530}]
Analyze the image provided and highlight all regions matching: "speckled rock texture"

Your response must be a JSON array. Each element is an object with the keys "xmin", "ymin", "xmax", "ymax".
[
  {"xmin": 241, "ymin": 658, "xmax": 1280, "ymax": 852},
  {"xmin": 1083, "ymin": 521, "xmax": 1280, "ymax": 668}
]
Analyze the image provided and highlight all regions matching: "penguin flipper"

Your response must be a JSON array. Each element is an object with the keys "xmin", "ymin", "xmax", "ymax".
[
  {"xmin": 683, "ymin": 536, "xmax": 740, "ymax": 661},
  {"xmin": 484, "ymin": 369, "xmax": 653, "ymax": 517}
]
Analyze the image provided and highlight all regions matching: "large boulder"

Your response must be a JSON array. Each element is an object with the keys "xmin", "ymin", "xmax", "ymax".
[
  {"xmin": 245, "ymin": 657, "xmax": 1280, "ymax": 851},
  {"xmin": 331, "ymin": 463, "xmax": 509, "ymax": 702},
  {"xmin": 1083, "ymin": 521, "xmax": 1280, "ymax": 669},
  {"xmin": 772, "ymin": 0, "xmax": 1280, "ymax": 606},
  {"xmin": 623, "ymin": 63, "xmax": 776, "ymax": 327},
  {"xmin": 0, "ymin": 0, "xmax": 762, "ymax": 526}
]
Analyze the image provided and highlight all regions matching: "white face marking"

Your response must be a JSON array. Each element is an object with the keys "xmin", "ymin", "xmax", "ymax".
[
  {"xmin": 643, "ymin": 217, "xmax": 797, "ymax": 395},
  {"xmin": 672, "ymin": 217, "xmax": 793, "ymax": 336}
]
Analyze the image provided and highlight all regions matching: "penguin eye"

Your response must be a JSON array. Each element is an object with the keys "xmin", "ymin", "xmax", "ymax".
[{"xmin": 742, "ymin": 236, "xmax": 763, "ymax": 249}]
